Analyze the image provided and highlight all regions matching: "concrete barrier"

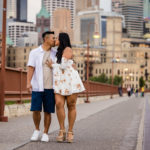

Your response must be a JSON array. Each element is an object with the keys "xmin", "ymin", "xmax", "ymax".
[{"xmin": 4, "ymin": 94, "xmax": 121, "ymax": 118}]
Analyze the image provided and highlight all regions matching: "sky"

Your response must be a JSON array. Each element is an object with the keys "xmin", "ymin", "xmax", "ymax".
[
  {"xmin": 28, "ymin": 0, "xmax": 41, "ymax": 23},
  {"xmin": 100, "ymin": 0, "xmax": 112, "ymax": 12}
]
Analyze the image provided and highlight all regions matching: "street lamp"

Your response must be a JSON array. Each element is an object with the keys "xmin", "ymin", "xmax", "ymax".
[
  {"xmin": 0, "ymin": 0, "xmax": 8, "ymax": 122},
  {"xmin": 85, "ymin": 22, "xmax": 100, "ymax": 103}
]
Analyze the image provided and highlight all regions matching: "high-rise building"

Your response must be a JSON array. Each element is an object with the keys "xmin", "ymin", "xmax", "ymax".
[
  {"xmin": 122, "ymin": 0, "xmax": 144, "ymax": 38},
  {"xmin": 17, "ymin": 0, "xmax": 27, "ymax": 21},
  {"xmin": 7, "ymin": 46, "xmax": 37, "ymax": 70},
  {"xmin": 87, "ymin": 0, "xmax": 99, "ymax": 8},
  {"xmin": 144, "ymin": 0, "xmax": 150, "ymax": 18},
  {"xmin": 16, "ymin": 32, "xmax": 38, "ymax": 47},
  {"xmin": 8, "ymin": 21, "xmax": 35, "ymax": 46},
  {"xmin": 75, "ymin": 0, "xmax": 87, "ymax": 13},
  {"xmin": 7, "ymin": 0, "xmax": 17, "ymax": 19},
  {"xmin": 36, "ymin": 5, "xmax": 50, "ymax": 45},
  {"xmin": 143, "ymin": 18, "xmax": 150, "ymax": 38},
  {"xmin": 76, "ymin": 0, "xmax": 100, "ymax": 13},
  {"xmin": 112, "ymin": 0, "xmax": 122, "ymax": 14},
  {"xmin": 52, "ymin": 8, "xmax": 73, "ymax": 40},
  {"xmin": 42, "ymin": 0, "xmax": 75, "ymax": 28}
]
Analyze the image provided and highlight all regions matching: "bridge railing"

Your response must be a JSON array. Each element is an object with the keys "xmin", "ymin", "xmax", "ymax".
[{"xmin": 1, "ymin": 67, "xmax": 126, "ymax": 103}]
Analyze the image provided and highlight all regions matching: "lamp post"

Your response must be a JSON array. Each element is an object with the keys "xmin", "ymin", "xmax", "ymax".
[
  {"xmin": 85, "ymin": 22, "xmax": 100, "ymax": 103},
  {"xmin": 0, "ymin": 0, "xmax": 8, "ymax": 122}
]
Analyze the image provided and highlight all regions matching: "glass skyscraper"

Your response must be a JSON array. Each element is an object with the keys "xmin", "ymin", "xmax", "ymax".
[{"xmin": 17, "ymin": 0, "xmax": 27, "ymax": 21}]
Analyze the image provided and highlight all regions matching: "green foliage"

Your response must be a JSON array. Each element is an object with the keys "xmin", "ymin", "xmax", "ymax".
[
  {"xmin": 139, "ymin": 76, "xmax": 145, "ymax": 88},
  {"xmin": 90, "ymin": 73, "xmax": 123, "ymax": 86},
  {"xmin": 113, "ymin": 75, "xmax": 123, "ymax": 86},
  {"xmin": 5, "ymin": 100, "xmax": 30, "ymax": 105},
  {"xmin": 90, "ymin": 73, "xmax": 108, "ymax": 83}
]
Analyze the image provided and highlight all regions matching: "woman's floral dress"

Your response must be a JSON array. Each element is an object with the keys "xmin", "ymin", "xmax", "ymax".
[{"xmin": 52, "ymin": 57, "xmax": 85, "ymax": 96}]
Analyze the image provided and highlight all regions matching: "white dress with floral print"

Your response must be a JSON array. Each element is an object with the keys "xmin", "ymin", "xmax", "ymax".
[{"xmin": 52, "ymin": 57, "xmax": 85, "ymax": 95}]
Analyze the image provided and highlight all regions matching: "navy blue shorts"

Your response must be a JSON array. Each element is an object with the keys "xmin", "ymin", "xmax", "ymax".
[{"xmin": 31, "ymin": 89, "xmax": 55, "ymax": 113}]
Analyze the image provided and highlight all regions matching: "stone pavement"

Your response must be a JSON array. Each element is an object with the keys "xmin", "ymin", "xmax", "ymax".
[
  {"xmin": 17, "ymin": 96, "xmax": 144, "ymax": 150},
  {"xmin": 0, "ymin": 95, "xmax": 148, "ymax": 150}
]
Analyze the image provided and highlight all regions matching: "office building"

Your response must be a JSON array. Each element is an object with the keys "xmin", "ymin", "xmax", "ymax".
[
  {"xmin": 8, "ymin": 21, "xmax": 35, "ymax": 46},
  {"xmin": 42, "ymin": 0, "xmax": 75, "ymax": 28}
]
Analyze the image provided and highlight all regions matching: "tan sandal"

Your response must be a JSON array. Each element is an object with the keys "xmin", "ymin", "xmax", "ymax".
[
  {"xmin": 66, "ymin": 131, "xmax": 74, "ymax": 143},
  {"xmin": 56, "ymin": 130, "xmax": 66, "ymax": 142}
]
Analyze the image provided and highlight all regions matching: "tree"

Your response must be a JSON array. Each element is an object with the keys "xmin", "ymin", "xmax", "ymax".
[
  {"xmin": 90, "ymin": 74, "xmax": 123, "ymax": 86},
  {"xmin": 90, "ymin": 73, "xmax": 108, "ymax": 83},
  {"xmin": 113, "ymin": 75, "xmax": 123, "ymax": 86},
  {"xmin": 139, "ymin": 76, "xmax": 145, "ymax": 88}
]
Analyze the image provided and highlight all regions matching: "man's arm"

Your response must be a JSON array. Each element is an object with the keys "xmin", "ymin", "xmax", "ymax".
[{"xmin": 27, "ymin": 66, "xmax": 35, "ymax": 92}]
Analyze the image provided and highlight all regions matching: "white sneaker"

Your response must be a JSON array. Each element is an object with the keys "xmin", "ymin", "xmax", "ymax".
[
  {"xmin": 41, "ymin": 133, "xmax": 49, "ymax": 142},
  {"xmin": 30, "ymin": 130, "xmax": 41, "ymax": 141}
]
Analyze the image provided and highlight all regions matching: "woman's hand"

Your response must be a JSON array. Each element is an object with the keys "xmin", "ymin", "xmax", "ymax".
[
  {"xmin": 46, "ymin": 59, "xmax": 53, "ymax": 68},
  {"xmin": 72, "ymin": 63, "xmax": 77, "ymax": 70}
]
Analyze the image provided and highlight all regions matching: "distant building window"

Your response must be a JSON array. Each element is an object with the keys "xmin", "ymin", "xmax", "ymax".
[
  {"xmin": 24, "ymin": 49, "xmax": 26, "ymax": 53},
  {"xmin": 123, "ymin": 54, "xmax": 127, "ymax": 58},
  {"xmin": 24, "ymin": 56, "xmax": 26, "ymax": 60},
  {"xmin": 24, "ymin": 62, "xmax": 26, "ymax": 67},
  {"xmin": 110, "ymin": 69, "xmax": 111, "ymax": 74},
  {"xmin": 96, "ymin": 69, "xmax": 97, "ymax": 74},
  {"xmin": 44, "ymin": 28, "xmax": 49, "ymax": 32},
  {"xmin": 106, "ymin": 69, "xmax": 108, "ymax": 74}
]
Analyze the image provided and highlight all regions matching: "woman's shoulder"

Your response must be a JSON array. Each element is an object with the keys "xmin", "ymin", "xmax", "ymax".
[
  {"xmin": 63, "ymin": 47, "xmax": 73, "ymax": 59},
  {"xmin": 64, "ymin": 47, "xmax": 72, "ymax": 53}
]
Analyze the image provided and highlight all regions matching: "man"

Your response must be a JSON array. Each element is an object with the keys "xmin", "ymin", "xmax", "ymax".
[{"xmin": 27, "ymin": 31, "xmax": 56, "ymax": 142}]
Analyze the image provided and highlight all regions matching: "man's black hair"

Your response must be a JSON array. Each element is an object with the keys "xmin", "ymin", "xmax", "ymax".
[{"xmin": 42, "ymin": 31, "xmax": 54, "ymax": 40}]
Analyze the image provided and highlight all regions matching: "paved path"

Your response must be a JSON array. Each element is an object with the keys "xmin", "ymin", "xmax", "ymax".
[
  {"xmin": 0, "ymin": 96, "xmax": 128, "ymax": 150},
  {"xmin": 0, "ymin": 95, "xmax": 148, "ymax": 150},
  {"xmin": 16, "ymin": 96, "xmax": 144, "ymax": 150}
]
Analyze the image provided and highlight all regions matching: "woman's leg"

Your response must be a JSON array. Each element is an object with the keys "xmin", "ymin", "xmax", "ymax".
[
  {"xmin": 67, "ymin": 94, "xmax": 78, "ymax": 132},
  {"xmin": 55, "ymin": 94, "xmax": 65, "ymax": 130}
]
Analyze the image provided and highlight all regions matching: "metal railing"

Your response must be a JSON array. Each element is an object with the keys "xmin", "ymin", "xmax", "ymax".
[{"xmin": 1, "ymin": 67, "xmax": 127, "ymax": 103}]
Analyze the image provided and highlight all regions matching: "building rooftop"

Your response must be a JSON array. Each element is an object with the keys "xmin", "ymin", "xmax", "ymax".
[{"xmin": 36, "ymin": 5, "xmax": 50, "ymax": 18}]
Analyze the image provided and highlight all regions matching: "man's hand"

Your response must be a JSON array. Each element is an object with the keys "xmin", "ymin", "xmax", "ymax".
[
  {"xmin": 72, "ymin": 63, "xmax": 77, "ymax": 70},
  {"xmin": 27, "ymin": 83, "xmax": 32, "ymax": 93}
]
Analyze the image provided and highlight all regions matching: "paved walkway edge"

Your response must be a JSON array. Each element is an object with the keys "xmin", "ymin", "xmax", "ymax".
[
  {"xmin": 136, "ymin": 98, "xmax": 145, "ymax": 150},
  {"xmin": 143, "ymin": 97, "xmax": 150, "ymax": 150}
]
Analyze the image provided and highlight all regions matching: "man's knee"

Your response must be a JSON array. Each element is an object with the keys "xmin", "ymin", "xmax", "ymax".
[{"xmin": 33, "ymin": 111, "xmax": 41, "ymax": 115}]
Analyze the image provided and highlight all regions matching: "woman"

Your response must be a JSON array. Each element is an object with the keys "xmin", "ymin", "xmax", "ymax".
[{"xmin": 47, "ymin": 32, "xmax": 85, "ymax": 143}]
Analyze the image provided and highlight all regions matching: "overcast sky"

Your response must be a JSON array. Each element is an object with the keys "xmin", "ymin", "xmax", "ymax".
[{"xmin": 28, "ymin": 0, "xmax": 41, "ymax": 23}]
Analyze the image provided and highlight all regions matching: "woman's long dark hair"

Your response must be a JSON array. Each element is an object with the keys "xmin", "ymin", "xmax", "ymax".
[{"xmin": 56, "ymin": 32, "xmax": 72, "ymax": 64}]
